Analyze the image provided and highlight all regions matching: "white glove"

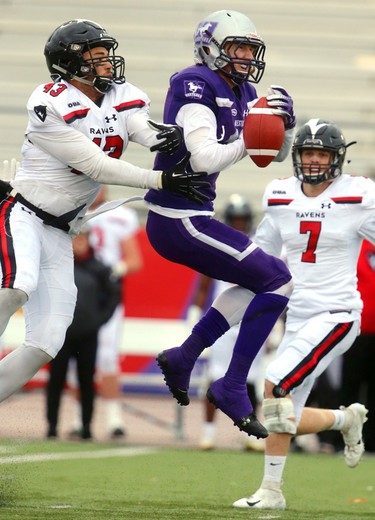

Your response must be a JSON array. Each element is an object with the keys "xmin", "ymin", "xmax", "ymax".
[{"xmin": 2, "ymin": 158, "xmax": 19, "ymax": 181}]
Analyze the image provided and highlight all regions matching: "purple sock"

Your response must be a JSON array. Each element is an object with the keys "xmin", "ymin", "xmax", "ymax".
[
  {"xmin": 225, "ymin": 293, "xmax": 288, "ymax": 386},
  {"xmin": 180, "ymin": 307, "xmax": 229, "ymax": 364}
]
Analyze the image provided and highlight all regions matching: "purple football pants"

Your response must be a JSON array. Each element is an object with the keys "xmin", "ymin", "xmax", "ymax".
[{"xmin": 147, "ymin": 211, "xmax": 291, "ymax": 399}]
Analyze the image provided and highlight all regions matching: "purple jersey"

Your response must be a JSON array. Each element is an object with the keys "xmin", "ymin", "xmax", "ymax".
[{"xmin": 144, "ymin": 64, "xmax": 257, "ymax": 211}]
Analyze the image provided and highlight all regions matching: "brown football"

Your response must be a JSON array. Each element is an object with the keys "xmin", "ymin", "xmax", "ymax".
[{"xmin": 243, "ymin": 96, "xmax": 285, "ymax": 168}]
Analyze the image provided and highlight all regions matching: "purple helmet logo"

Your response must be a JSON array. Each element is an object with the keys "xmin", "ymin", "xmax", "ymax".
[{"xmin": 194, "ymin": 21, "xmax": 218, "ymax": 46}]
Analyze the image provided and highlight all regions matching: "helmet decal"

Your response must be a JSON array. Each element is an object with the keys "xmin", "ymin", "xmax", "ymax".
[{"xmin": 194, "ymin": 21, "xmax": 219, "ymax": 46}]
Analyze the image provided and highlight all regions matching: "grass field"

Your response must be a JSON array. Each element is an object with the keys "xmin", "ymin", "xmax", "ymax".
[{"xmin": 0, "ymin": 440, "xmax": 374, "ymax": 519}]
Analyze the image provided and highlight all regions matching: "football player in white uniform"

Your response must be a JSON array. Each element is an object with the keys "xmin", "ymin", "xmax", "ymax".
[
  {"xmin": 0, "ymin": 19, "xmax": 208, "ymax": 409},
  {"xmin": 233, "ymin": 119, "xmax": 374, "ymax": 511}
]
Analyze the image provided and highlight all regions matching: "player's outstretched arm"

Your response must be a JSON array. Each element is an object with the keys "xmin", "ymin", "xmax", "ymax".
[{"xmin": 27, "ymin": 130, "xmax": 209, "ymax": 202}]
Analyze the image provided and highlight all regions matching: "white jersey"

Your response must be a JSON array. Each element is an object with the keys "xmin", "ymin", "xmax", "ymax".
[
  {"xmin": 255, "ymin": 174, "xmax": 375, "ymax": 324},
  {"xmin": 88, "ymin": 205, "xmax": 139, "ymax": 267},
  {"xmin": 12, "ymin": 79, "xmax": 159, "ymax": 220}
]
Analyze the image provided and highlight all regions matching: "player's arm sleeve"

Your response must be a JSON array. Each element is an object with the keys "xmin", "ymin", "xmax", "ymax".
[
  {"xmin": 27, "ymin": 127, "xmax": 161, "ymax": 189},
  {"xmin": 254, "ymin": 213, "xmax": 283, "ymax": 257},
  {"xmin": 356, "ymin": 178, "xmax": 375, "ymax": 244},
  {"xmin": 357, "ymin": 205, "xmax": 375, "ymax": 243},
  {"xmin": 273, "ymin": 127, "xmax": 294, "ymax": 162},
  {"xmin": 126, "ymin": 106, "xmax": 166, "ymax": 150},
  {"xmin": 176, "ymin": 103, "xmax": 246, "ymax": 174}
]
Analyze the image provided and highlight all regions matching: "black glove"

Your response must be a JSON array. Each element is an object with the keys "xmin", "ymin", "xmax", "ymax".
[
  {"xmin": 161, "ymin": 153, "xmax": 210, "ymax": 205},
  {"xmin": 148, "ymin": 119, "xmax": 183, "ymax": 155}
]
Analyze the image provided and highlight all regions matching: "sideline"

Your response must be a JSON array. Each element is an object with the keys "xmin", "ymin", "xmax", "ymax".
[{"xmin": 0, "ymin": 446, "xmax": 158, "ymax": 464}]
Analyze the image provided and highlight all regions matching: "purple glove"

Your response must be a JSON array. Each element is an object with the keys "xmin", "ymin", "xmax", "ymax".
[{"xmin": 266, "ymin": 85, "xmax": 296, "ymax": 130}]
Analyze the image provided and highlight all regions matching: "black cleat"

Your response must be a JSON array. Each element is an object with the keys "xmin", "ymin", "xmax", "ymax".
[
  {"xmin": 110, "ymin": 427, "xmax": 126, "ymax": 439},
  {"xmin": 207, "ymin": 382, "xmax": 268, "ymax": 440},
  {"xmin": 235, "ymin": 413, "xmax": 269, "ymax": 439},
  {"xmin": 156, "ymin": 351, "xmax": 190, "ymax": 406}
]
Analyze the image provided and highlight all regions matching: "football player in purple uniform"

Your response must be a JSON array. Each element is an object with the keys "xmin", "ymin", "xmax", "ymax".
[{"xmin": 144, "ymin": 10, "xmax": 295, "ymax": 438}]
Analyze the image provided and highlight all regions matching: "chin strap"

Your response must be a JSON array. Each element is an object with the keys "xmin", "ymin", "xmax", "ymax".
[{"xmin": 52, "ymin": 65, "xmax": 112, "ymax": 93}]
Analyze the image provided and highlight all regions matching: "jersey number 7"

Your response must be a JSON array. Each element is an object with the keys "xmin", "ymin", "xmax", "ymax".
[{"xmin": 300, "ymin": 221, "xmax": 322, "ymax": 263}]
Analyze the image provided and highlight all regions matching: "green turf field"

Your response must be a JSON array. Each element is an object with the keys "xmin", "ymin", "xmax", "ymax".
[{"xmin": 0, "ymin": 440, "xmax": 373, "ymax": 519}]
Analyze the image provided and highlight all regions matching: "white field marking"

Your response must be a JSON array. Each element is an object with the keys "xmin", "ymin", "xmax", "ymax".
[
  {"xmin": 0, "ymin": 446, "xmax": 157, "ymax": 465},
  {"xmin": 49, "ymin": 505, "xmax": 73, "ymax": 509}
]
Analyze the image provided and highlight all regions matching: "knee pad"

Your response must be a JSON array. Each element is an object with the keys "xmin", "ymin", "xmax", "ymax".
[{"xmin": 263, "ymin": 397, "xmax": 297, "ymax": 434}]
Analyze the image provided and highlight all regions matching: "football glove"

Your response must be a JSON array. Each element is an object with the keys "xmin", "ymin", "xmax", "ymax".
[
  {"xmin": 2, "ymin": 158, "xmax": 19, "ymax": 181},
  {"xmin": 148, "ymin": 119, "xmax": 183, "ymax": 155},
  {"xmin": 266, "ymin": 85, "xmax": 296, "ymax": 130},
  {"xmin": 0, "ymin": 179, "xmax": 13, "ymax": 200},
  {"xmin": 160, "ymin": 152, "xmax": 210, "ymax": 205}
]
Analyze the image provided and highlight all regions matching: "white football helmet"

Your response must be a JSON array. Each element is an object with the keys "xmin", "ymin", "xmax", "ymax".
[{"xmin": 193, "ymin": 10, "xmax": 266, "ymax": 84}]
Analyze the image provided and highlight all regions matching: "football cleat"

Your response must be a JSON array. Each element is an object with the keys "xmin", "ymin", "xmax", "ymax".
[
  {"xmin": 156, "ymin": 348, "xmax": 192, "ymax": 406},
  {"xmin": 110, "ymin": 427, "xmax": 126, "ymax": 439},
  {"xmin": 206, "ymin": 378, "xmax": 268, "ymax": 439},
  {"xmin": 340, "ymin": 403, "xmax": 368, "ymax": 468},
  {"xmin": 198, "ymin": 437, "xmax": 215, "ymax": 451},
  {"xmin": 233, "ymin": 486, "xmax": 286, "ymax": 510},
  {"xmin": 236, "ymin": 413, "xmax": 269, "ymax": 439}
]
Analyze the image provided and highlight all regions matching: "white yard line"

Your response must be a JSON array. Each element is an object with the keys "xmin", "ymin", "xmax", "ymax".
[{"xmin": 0, "ymin": 446, "xmax": 158, "ymax": 464}]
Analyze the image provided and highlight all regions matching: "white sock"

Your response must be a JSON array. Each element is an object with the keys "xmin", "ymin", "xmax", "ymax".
[
  {"xmin": 262, "ymin": 455, "xmax": 287, "ymax": 486},
  {"xmin": 105, "ymin": 399, "xmax": 124, "ymax": 430},
  {"xmin": 329, "ymin": 409, "xmax": 347, "ymax": 431},
  {"xmin": 201, "ymin": 422, "xmax": 216, "ymax": 441}
]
